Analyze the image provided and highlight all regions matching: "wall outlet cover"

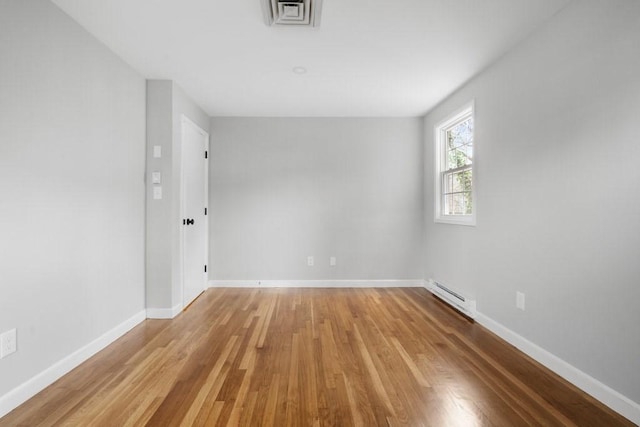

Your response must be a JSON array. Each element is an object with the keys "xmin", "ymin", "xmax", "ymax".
[
  {"xmin": 0, "ymin": 328, "xmax": 17, "ymax": 358},
  {"xmin": 516, "ymin": 292, "xmax": 526, "ymax": 311}
]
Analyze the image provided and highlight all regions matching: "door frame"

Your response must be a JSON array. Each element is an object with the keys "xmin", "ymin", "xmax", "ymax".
[{"xmin": 180, "ymin": 114, "xmax": 209, "ymax": 309}]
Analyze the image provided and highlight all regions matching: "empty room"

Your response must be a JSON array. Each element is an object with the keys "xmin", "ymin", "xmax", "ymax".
[{"xmin": 1, "ymin": 0, "xmax": 639, "ymax": 425}]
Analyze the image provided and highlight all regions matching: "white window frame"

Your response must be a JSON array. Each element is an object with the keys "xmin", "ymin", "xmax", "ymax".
[{"xmin": 434, "ymin": 101, "xmax": 476, "ymax": 226}]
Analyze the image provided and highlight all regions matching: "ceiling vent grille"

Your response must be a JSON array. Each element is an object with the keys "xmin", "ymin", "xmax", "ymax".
[{"xmin": 261, "ymin": 0, "xmax": 323, "ymax": 27}]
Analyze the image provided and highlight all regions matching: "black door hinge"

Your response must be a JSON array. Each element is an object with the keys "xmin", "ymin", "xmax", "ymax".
[
  {"xmin": 205, "ymin": 151, "xmax": 208, "ymax": 159},
  {"xmin": 204, "ymin": 207, "xmax": 207, "ymax": 215},
  {"xmin": 204, "ymin": 265, "xmax": 207, "ymax": 273}
]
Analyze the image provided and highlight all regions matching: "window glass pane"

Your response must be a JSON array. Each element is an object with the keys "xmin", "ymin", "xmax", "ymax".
[
  {"xmin": 444, "ymin": 192, "xmax": 472, "ymax": 216},
  {"xmin": 468, "ymin": 145, "xmax": 474, "ymax": 163},
  {"xmin": 446, "ymin": 146, "xmax": 473, "ymax": 170},
  {"xmin": 454, "ymin": 193, "xmax": 466, "ymax": 215},
  {"xmin": 444, "ymin": 169, "xmax": 472, "ymax": 194},
  {"xmin": 444, "ymin": 194, "xmax": 454, "ymax": 215},
  {"xmin": 443, "ymin": 169, "xmax": 473, "ymax": 215},
  {"xmin": 463, "ymin": 191, "xmax": 473, "ymax": 215},
  {"xmin": 446, "ymin": 148, "xmax": 463, "ymax": 169},
  {"xmin": 448, "ymin": 193, "xmax": 464, "ymax": 215},
  {"xmin": 446, "ymin": 148, "xmax": 456, "ymax": 169},
  {"xmin": 459, "ymin": 169, "xmax": 472, "ymax": 193},
  {"xmin": 452, "ymin": 172, "xmax": 462, "ymax": 192},
  {"xmin": 446, "ymin": 119, "xmax": 472, "ymax": 149},
  {"xmin": 445, "ymin": 118, "xmax": 473, "ymax": 170}
]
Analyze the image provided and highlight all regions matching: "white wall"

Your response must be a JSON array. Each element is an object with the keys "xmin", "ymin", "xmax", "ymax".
[
  {"xmin": 209, "ymin": 118, "xmax": 424, "ymax": 281},
  {"xmin": 424, "ymin": 0, "xmax": 640, "ymax": 408},
  {"xmin": 0, "ymin": 0, "xmax": 145, "ymax": 399},
  {"xmin": 146, "ymin": 81, "xmax": 209, "ymax": 312}
]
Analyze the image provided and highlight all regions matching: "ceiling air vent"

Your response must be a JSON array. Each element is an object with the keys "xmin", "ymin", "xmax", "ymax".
[{"xmin": 261, "ymin": 0, "xmax": 323, "ymax": 27}]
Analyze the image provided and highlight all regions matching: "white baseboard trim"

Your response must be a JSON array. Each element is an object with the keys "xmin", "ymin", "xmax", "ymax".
[
  {"xmin": 146, "ymin": 304, "xmax": 182, "ymax": 319},
  {"xmin": 476, "ymin": 312, "xmax": 640, "ymax": 425},
  {"xmin": 0, "ymin": 310, "xmax": 146, "ymax": 419},
  {"xmin": 208, "ymin": 279, "xmax": 427, "ymax": 289}
]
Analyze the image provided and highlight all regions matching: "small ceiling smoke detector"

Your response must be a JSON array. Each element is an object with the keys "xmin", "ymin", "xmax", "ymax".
[
  {"xmin": 292, "ymin": 66, "xmax": 307, "ymax": 74},
  {"xmin": 261, "ymin": 0, "xmax": 323, "ymax": 27}
]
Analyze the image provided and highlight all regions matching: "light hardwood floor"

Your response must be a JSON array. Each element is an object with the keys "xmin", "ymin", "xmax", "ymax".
[{"xmin": 0, "ymin": 288, "xmax": 633, "ymax": 426}]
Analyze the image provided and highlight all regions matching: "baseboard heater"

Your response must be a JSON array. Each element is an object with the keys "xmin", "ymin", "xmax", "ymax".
[{"xmin": 426, "ymin": 280, "xmax": 477, "ymax": 319}]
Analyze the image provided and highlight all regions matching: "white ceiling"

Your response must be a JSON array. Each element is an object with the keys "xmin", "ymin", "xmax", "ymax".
[{"xmin": 51, "ymin": 0, "xmax": 570, "ymax": 117}]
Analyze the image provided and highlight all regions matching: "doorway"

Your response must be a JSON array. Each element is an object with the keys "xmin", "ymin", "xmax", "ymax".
[{"xmin": 181, "ymin": 115, "xmax": 209, "ymax": 308}]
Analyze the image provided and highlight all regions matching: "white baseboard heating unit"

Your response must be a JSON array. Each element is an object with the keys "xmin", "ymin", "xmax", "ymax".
[{"xmin": 427, "ymin": 280, "xmax": 477, "ymax": 319}]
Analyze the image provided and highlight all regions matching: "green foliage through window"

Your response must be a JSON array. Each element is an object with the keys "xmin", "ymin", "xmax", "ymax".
[{"xmin": 443, "ymin": 117, "xmax": 473, "ymax": 215}]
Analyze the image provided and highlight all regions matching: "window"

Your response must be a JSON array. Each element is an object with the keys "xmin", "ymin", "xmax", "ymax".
[{"xmin": 435, "ymin": 102, "xmax": 475, "ymax": 225}]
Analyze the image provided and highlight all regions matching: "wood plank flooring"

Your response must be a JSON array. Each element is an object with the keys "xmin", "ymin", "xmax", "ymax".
[{"xmin": 1, "ymin": 288, "xmax": 633, "ymax": 426}]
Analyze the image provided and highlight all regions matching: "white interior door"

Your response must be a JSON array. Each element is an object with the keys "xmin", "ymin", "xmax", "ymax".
[{"xmin": 181, "ymin": 116, "xmax": 208, "ymax": 308}]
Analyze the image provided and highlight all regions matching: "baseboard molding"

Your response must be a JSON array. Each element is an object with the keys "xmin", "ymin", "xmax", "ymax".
[
  {"xmin": 146, "ymin": 304, "xmax": 182, "ymax": 319},
  {"xmin": 0, "ymin": 310, "xmax": 146, "ymax": 419},
  {"xmin": 475, "ymin": 312, "xmax": 640, "ymax": 425},
  {"xmin": 208, "ymin": 279, "xmax": 427, "ymax": 288}
]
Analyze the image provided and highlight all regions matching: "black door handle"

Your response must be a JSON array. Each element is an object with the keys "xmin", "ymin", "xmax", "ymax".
[{"xmin": 187, "ymin": 218, "xmax": 195, "ymax": 225}]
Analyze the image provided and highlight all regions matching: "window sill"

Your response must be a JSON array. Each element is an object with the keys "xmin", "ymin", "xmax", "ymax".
[{"xmin": 435, "ymin": 216, "xmax": 476, "ymax": 226}]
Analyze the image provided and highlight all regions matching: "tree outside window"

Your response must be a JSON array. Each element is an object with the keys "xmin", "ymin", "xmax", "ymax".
[{"xmin": 435, "ymin": 103, "xmax": 475, "ymax": 225}]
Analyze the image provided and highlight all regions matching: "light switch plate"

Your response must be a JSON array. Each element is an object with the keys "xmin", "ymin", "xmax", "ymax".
[
  {"xmin": 151, "ymin": 171, "xmax": 162, "ymax": 184},
  {"xmin": 153, "ymin": 186, "xmax": 162, "ymax": 200},
  {"xmin": 153, "ymin": 145, "xmax": 162, "ymax": 158}
]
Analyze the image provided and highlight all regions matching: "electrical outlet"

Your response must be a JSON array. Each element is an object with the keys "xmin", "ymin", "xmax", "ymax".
[
  {"xmin": 516, "ymin": 292, "xmax": 526, "ymax": 311},
  {"xmin": 0, "ymin": 328, "xmax": 17, "ymax": 359},
  {"xmin": 330, "ymin": 256, "xmax": 336, "ymax": 266},
  {"xmin": 307, "ymin": 256, "xmax": 314, "ymax": 266}
]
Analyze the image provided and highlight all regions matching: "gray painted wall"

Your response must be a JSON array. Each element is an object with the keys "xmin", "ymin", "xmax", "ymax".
[
  {"xmin": 0, "ymin": 0, "xmax": 145, "ymax": 397},
  {"xmin": 423, "ymin": 0, "xmax": 640, "ymax": 403},
  {"xmin": 209, "ymin": 118, "xmax": 424, "ymax": 280},
  {"xmin": 146, "ymin": 81, "xmax": 173, "ymax": 309},
  {"xmin": 146, "ymin": 81, "xmax": 209, "ymax": 311}
]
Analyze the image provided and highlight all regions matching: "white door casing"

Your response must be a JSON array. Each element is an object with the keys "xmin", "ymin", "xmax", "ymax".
[{"xmin": 181, "ymin": 115, "xmax": 208, "ymax": 308}]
